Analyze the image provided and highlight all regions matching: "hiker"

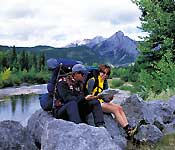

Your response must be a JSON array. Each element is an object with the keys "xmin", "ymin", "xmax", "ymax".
[
  {"xmin": 86, "ymin": 64, "xmax": 137, "ymax": 136},
  {"xmin": 52, "ymin": 64, "xmax": 105, "ymax": 127}
]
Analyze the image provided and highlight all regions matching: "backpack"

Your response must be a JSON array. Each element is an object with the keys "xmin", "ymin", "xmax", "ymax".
[
  {"xmin": 39, "ymin": 58, "xmax": 81, "ymax": 111},
  {"xmin": 83, "ymin": 66, "xmax": 100, "ymax": 95},
  {"xmin": 84, "ymin": 66, "xmax": 108, "ymax": 96}
]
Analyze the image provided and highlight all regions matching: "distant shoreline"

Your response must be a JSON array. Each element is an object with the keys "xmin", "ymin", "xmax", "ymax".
[{"xmin": 0, "ymin": 84, "xmax": 47, "ymax": 98}]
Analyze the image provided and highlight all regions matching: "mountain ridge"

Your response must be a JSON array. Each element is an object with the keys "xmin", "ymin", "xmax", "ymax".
[{"xmin": 0, "ymin": 31, "xmax": 139, "ymax": 66}]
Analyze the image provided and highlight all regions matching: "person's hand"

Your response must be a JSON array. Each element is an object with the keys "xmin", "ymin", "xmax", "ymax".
[
  {"xmin": 54, "ymin": 99, "xmax": 62, "ymax": 107},
  {"xmin": 85, "ymin": 95, "xmax": 98, "ymax": 100},
  {"xmin": 107, "ymin": 96, "xmax": 114, "ymax": 101}
]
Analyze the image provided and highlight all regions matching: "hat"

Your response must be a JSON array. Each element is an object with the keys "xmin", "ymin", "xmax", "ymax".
[{"xmin": 72, "ymin": 64, "xmax": 87, "ymax": 73}]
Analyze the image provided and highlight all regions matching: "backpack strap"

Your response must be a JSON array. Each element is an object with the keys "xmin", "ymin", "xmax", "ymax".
[{"xmin": 93, "ymin": 76, "xmax": 104, "ymax": 96}]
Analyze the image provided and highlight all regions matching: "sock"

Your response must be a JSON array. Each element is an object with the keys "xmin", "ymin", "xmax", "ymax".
[{"xmin": 123, "ymin": 124, "xmax": 129, "ymax": 131}]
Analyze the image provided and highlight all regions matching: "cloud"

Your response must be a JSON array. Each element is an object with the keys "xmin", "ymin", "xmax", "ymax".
[{"xmin": 0, "ymin": 0, "xmax": 144, "ymax": 47}]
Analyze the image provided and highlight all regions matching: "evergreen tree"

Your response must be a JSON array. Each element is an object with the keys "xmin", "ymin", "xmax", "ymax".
[
  {"xmin": 132, "ymin": 0, "xmax": 175, "ymax": 70},
  {"xmin": 32, "ymin": 52, "xmax": 38, "ymax": 71},
  {"xmin": 10, "ymin": 46, "xmax": 17, "ymax": 69},
  {"xmin": 132, "ymin": 0, "xmax": 175, "ymax": 93},
  {"xmin": 38, "ymin": 52, "xmax": 45, "ymax": 71},
  {"xmin": 19, "ymin": 50, "xmax": 26, "ymax": 71},
  {"xmin": 2, "ymin": 55, "xmax": 9, "ymax": 69},
  {"xmin": 25, "ymin": 52, "xmax": 29, "ymax": 71}
]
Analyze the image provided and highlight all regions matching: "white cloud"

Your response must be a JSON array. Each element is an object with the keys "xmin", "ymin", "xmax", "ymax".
[{"xmin": 0, "ymin": 0, "xmax": 145, "ymax": 47}]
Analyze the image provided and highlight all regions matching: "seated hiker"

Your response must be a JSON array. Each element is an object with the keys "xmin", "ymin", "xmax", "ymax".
[
  {"xmin": 52, "ymin": 64, "xmax": 105, "ymax": 127},
  {"xmin": 86, "ymin": 64, "xmax": 137, "ymax": 136}
]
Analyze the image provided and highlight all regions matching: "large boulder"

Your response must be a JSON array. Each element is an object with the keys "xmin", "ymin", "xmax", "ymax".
[
  {"xmin": 27, "ymin": 109, "xmax": 121, "ymax": 150},
  {"xmin": 0, "ymin": 120, "xmax": 37, "ymax": 150},
  {"xmin": 26, "ymin": 94, "xmax": 175, "ymax": 149},
  {"xmin": 121, "ymin": 94, "xmax": 147, "ymax": 125},
  {"xmin": 121, "ymin": 94, "xmax": 175, "ymax": 142},
  {"xmin": 168, "ymin": 95, "xmax": 175, "ymax": 112},
  {"xmin": 134, "ymin": 124, "xmax": 163, "ymax": 143},
  {"xmin": 103, "ymin": 114, "xmax": 127, "ymax": 149}
]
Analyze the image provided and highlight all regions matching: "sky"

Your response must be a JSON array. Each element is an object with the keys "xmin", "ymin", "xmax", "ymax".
[{"xmin": 0, "ymin": 0, "xmax": 145, "ymax": 48}]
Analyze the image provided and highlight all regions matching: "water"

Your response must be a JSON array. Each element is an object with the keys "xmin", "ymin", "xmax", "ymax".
[{"xmin": 0, "ymin": 94, "xmax": 40, "ymax": 126}]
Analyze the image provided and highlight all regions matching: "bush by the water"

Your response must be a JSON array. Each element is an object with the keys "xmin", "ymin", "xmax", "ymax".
[{"xmin": 110, "ymin": 78, "xmax": 125, "ymax": 88}]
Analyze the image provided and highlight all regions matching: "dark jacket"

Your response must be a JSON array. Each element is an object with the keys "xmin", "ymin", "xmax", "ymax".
[{"xmin": 56, "ymin": 76, "xmax": 85, "ymax": 104}]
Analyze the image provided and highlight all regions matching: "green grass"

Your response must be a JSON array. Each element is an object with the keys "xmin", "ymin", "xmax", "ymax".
[
  {"xmin": 109, "ymin": 78, "xmax": 125, "ymax": 88},
  {"xmin": 127, "ymin": 133, "xmax": 175, "ymax": 150},
  {"xmin": 119, "ymin": 85, "xmax": 137, "ymax": 93},
  {"xmin": 145, "ymin": 88, "xmax": 175, "ymax": 101}
]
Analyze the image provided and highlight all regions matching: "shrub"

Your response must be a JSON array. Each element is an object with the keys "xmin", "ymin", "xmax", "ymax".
[{"xmin": 110, "ymin": 78, "xmax": 124, "ymax": 88}]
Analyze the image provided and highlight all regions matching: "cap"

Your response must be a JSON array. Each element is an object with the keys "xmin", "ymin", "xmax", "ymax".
[{"xmin": 72, "ymin": 64, "xmax": 87, "ymax": 73}]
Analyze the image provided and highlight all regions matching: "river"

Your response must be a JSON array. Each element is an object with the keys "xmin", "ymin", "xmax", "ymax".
[{"xmin": 0, "ymin": 84, "xmax": 47, "ymax": 126}]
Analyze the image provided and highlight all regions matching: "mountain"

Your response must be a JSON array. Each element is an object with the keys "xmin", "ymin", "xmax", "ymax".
[
  {"xmin": 92, "ymin": 31, "xmax": 139, "ymax": 65},
  {"xmin": 0, "ymin": 31, "xmax": 139, "ymax": 66},
  {"xmin": 65, "ymin": 36, "xmax": 106, "ymax": 48}
]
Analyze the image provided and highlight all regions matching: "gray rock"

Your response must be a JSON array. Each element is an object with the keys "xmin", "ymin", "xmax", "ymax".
[
  {"xmin": 0, "ymin": 120, "xmax": 37, "ymax": 150},
  {"xmin": 163, "ymin": 119, "xmax": 175, "ymax": 134},
  {"xmin": 168, "ymin": 95, "xmax": 175, "ymax": 112},
  {"xmin": 27, "ymin": 109, "xmax": 121, "ymax": 150},
  {"xmin": 121, "ymin": 94, "xmax": 146, "ymax": 125},
  {"xmin": 103, "ymin": 114, "xmax": 127, "ymax": 149},
  {"xmin": 26, "ymin": 94, "xmax": 175, "ymax": 149},
  {"xmin": 27, "ymin": 109, "xmax": 54, "ymax": 144},
  {"xmin": 42, "ymin": 119, "xmax": 120, "ymax": 150},
  {"xmin": 87, "ymin": 113, "xmax": 127, "ymax": 149},
  {"xmin": 135, "ymin": 124, "xmax": 163, "ymax": 143},
  {"xmin": 146, "ymin": 100, "xmax": 175, "ymax": 131},
  {"xmin": 121, "ymin": 95, "xmax": 175, "ymax": 131}
]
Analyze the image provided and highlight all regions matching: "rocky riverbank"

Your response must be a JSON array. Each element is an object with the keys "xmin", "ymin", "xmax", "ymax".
[
  {"xmin": 0, "ymin": 94, "xmax": 175, "ymax": 150},
  {"xmin": 0, "ymin": 84, "xmax": 47, "ymax": 98}
]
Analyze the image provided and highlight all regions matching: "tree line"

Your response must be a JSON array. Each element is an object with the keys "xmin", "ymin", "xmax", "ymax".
[
  {"xmin": 0, "ymin": 46, "xmax": 49, "ymax": 88},
  {"xmin": 0, "ymin": 46, "xmax": 45, "ymax": 72}
]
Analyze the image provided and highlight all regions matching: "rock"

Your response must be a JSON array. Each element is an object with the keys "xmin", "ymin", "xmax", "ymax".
[
  {"xmin": 42, "ymin": 119, "xmax": 120, "ymax": 150},
  {"xmin": 103, "ymin": 114, "xmax": 127, "ymax": 149},
  {"xmin": 146, "ymin": 100, "xmax": 175, "ymax": 131},
  {"xmin": 121, "ymin": 94, "xmax": 146, "ymax": 125},
  {"xmin": 168, "ymin": 95, "xmax": 175, "ymax": 112},
  {"xmin": 135, "ymin": 124, "xmax": 163, "ymax": 143},
  {"xmin": 0, "ymin": 120, "xmax": 37, "ymax": 150},
  {"xmin": 121, "ymin": 95, "xmax": 175, "ymax": 130},
  {"xmin": 27, "ymin": 109, "xmax": 54, "ymax": 145},
  {"xmin": 27, "ymin": 109, "xmax": 121, "ymax": 150},
  {"xmin": 14, "ymin": 94, "xmax": 175, "ymax": 149},
  {"xmin": 87, "ymin": 113, "xmax": 127, "ymax": 149},
  {"xmin": 163, "ymin": 119, "xmax": 175, "ymax": 134}
]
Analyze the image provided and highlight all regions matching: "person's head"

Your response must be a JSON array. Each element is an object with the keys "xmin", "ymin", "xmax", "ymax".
[
  {"xmin": 98, "ymin": 64, "xmax": 111, "ymax": 80},
  {"xmin": 72, "ymin": 64, "xmax": 87, "ymax": 82}
]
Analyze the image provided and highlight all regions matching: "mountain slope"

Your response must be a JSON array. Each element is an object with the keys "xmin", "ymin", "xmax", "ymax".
[
  {"xmin": 0, "ymin": 31, "xmax": 139, "ymax": 66},
  {"xmin": 92, "ymin": 31, "xmax": 139, "ymax": 65}
]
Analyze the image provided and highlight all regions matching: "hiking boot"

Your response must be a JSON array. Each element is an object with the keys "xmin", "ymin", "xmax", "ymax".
[{"xmin": 126, "ymin": 125, "xmax": 137, "ymax": 137}]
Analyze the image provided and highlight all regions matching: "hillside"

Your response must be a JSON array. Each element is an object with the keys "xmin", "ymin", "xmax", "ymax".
[{"xmin": 0, "ymin": 31, "xmax": 139, "ymax": 66}]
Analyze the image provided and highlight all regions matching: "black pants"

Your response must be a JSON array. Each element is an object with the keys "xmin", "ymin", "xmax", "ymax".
[{"xmin": 53, "ymin": 99, "xmax": 104, "ymax": 126}]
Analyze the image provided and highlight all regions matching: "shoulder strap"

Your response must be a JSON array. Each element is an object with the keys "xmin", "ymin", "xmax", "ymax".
[
  {"xmin": 93, "ymin": 76, "xmax": 104, "ymax": 96},
  {"xmin": 53, "ymin": 65, "xmax": 67, "ymax": 100}
]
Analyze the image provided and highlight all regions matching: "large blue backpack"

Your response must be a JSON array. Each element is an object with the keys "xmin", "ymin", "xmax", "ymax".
[{"xmin": 39, "ymin": 58, "xmax": 81, "ymax": 111}]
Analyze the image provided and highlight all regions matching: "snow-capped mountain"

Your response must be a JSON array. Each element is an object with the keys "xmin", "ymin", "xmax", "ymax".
[
  {"xmin": 65, "ymin": 36, "xmax": 106, "ymax": 48},
  {"xmin": 64, "ymin": 31, "xmax": 139, "ymax": 65}
]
